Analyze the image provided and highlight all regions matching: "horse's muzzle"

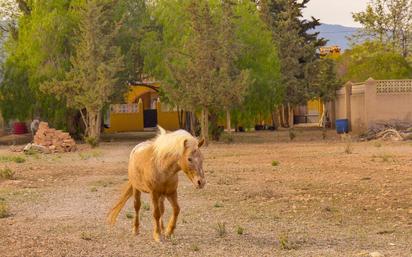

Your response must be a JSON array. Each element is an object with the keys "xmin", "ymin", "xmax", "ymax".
[{"xmin": 194, "ymin": 177, "xmax": 206, "ymax": 189}]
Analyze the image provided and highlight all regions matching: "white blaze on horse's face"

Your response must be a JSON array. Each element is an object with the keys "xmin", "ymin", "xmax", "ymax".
[{"xmin": 181, "ymin": 138, "xmax": 206, "ymax": 189}]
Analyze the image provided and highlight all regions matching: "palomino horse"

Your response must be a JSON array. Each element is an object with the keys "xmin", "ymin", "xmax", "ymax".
[{"xmin": 107, "ymin": 126, "xmax": 206, "ymax": 242}]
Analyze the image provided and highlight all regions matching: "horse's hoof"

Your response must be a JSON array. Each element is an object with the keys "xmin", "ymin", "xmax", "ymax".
[{"xmin": 153, "ymin": 234, "xmax": 163, "ymax": 243}]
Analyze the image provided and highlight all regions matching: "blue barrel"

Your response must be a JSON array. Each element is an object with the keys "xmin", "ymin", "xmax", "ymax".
[{"xmin": 335, "ymin": 119, "xmax": 349, "ymax": 134}]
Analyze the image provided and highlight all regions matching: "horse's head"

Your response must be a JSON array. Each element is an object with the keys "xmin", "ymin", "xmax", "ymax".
[{"xmin": 179, "ymin": 138, "xmax": 206, "ymax": 189}]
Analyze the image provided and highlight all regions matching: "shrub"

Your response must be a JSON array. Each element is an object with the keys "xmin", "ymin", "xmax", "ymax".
[
  {"xmin": 84, "ymin": 136, "xmax": 99, "ymax": 148},
  {"xmin": 0, "ymin": 168, "xmax": 15, "ymax": 180},
  {"xmin": 216, "ymin": 222, "xmax": 226, "ymax": 237},
  {"xmin": 288, "ymin": 129, "xmax": 296, "ymax": 141},
  {"xmin": 0, "ymin": 202, "xmax": 10, "ymax": 218},
  {"xmin": 236, "ymin": 226, "xmax": 244, "ymax": 235}
]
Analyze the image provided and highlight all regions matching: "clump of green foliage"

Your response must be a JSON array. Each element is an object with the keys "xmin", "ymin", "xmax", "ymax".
[
  {"xmin": 289, "ymin": 129, "xmax": 296, "ymax": 141},
  {"xmin": 0, "ymin": 167, "xmax": 15, "ymax": 180},
  {"xmin": 0, "ymin": 202, "xmax": 10, "ymax": 218},
  {"xmin": 0, "ymin": 155, "xmax": 26, "ymax": 163},
  {"xmin": 216, "ymin": 222, "xmax": 227, "ymax": 237},
  {"xmin": 236, "ymin": 226, "xmax": 244, "ymax": 235},
  {"xmin": 271, "ymin": 160, "xmax": 279, "ymax": 167},
  {"xmin": 84, "ymin": 136, "xmax": 99, "ymax": 148},
  {"xmin": 341, "ymin": 134, "xmax": 353, "ymax": 154}
]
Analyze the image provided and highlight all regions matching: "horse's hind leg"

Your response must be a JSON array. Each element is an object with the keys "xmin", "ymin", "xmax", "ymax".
[
  {"xmin": 165, "ymin": 191, "xmax": 180, "ymax": 237},
  {"xmin": 133, "ymin": 188, "xmax": 141, "ymax": 235},
  {"xmin": 158, "ymin": 196, "xmax": 165, "ymax": 233},
  {"xmin": 150, "ymin": 192, "xmax": 162, "ymax": 242}
]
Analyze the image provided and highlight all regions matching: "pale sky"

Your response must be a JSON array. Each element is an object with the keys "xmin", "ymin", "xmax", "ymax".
[{"xmin": 303, "ymin": 0, "xmax": 369, "ymax": 27}]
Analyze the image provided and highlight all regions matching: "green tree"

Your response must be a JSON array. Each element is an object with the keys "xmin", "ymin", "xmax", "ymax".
[
  {"xmin": 353, "ymin": 0, "xmax": 412, "ymax": 57},
  {"xmin": 0, "ymin": 0, "xmax": 74, "ymax": 127},
  {"xmin": 43, "ymin": 0, "xmax": 124, "ymax": 142},
  {"xmin": 143, "ymin": 0, "xmax": 281, "ymax": 138},
  {"xmin": 337, "ymin": 41, "xmax": 412, "ymax": 82},
  {"xmin": 307, "ymin": 58, "xmax": 341, "ymax": 126},
  {"xmin": 260, "ymin": 0, "xmax": 326, "ymax": 127}
]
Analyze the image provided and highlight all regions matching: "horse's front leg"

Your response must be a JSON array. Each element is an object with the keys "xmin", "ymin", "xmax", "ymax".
[
  {"xmin": 150, "ymin": 192, "xmax": 162, "ymax": 242},
  {"xmin": 165, "ymin": 191, "xmax": 180, "ymax": 237}
]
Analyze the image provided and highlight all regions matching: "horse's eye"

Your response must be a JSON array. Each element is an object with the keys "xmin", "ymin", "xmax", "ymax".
[{"xmin": 188, "ymin": 158, "xmax": 193, "ymax": 162}]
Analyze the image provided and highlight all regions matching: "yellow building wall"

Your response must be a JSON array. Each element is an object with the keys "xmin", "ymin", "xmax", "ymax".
[
  {"xmin": 105, "ymin": 100, "xmax": 144, "ymax": 133},
  {"xmin": 157, "ymin": 101, "xmax": 184, "ymax": 131},
  {"xmin": 307, "ymin": 99, "xmax": 323, "ymax": 115}
]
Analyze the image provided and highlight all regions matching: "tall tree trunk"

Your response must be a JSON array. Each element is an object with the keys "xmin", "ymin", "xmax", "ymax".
[
  {"xmin": 278, "ymin": 106, "xmax": 284, "ymax": 128},
  {"xmin": 319, "ymin": 102, "xmax": 327, "ymax": 128},
  {"xmin": 288, "ymin": 103, "xmax": 294, "ymax": 128},
  {"xmin": 86, "ymin": 109, "xmax": 101, "ymax": 141},
  {"xmin": 280, "ymin": 104, "xmax": 286, "ymax": 128},
  {"xmin": 190, "ymin": 111, "xmax": 196, "ymax": 136},
  {"xmin": 226, "ymin": 109, "xmax": 232, "ymax": 134},
  {"xmin": 283, "ymin": 104, "xmax": 290, "ymax": 128},
  {"xmin": 271, "ymin": 109, "xmax": 278, "ymax": 130},
  {"xmin": 201, "ymin": 107, "xmax": 209, "ymax": 145}
]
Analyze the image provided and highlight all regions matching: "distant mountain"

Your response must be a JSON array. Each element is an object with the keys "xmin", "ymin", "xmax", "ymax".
[{"xmin": 313, "ymin": 24, "xmax": 360, "ymax": 51}]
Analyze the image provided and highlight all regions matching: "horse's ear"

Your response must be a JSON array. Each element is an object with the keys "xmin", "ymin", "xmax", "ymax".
[
  {"xmin": 198, "ymin": 138, "xmax": 205, "ymax": 148},
  {"xmin": 183, "ymin": 139, "xmax": 189, "ymax": 149},
  {"xmin": 157, "ymin": 126, "xmax": 166, "ymax": 135}
]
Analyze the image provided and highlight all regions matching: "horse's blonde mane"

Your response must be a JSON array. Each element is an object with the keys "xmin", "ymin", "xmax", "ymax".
[{"xmin": 153, "ymin": 126, "xmax": 198, "ymax": 162}]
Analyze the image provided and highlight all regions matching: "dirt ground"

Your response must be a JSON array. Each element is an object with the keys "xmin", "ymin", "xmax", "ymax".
[{"xmin": 0, "ymin": 129, "xmax": 411, "ymax": 257}]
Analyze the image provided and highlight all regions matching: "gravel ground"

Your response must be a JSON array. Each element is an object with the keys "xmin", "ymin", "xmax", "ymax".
[{"xmin": 0, "ymin": 129, "xmax": 411, "ymax": 257}]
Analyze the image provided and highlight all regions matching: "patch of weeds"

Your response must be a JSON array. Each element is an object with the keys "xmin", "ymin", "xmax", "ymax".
[
  {"xmin": 170, "ymin": 236, "xmax": 178, "ymax": 245},
  {"xmin": 322, "ymin": 128, "xmax": 327, "ymax": 140},
  {"xmin": 0, "ymin": 168, "xmax": 15, "ymax": 180},
  {"xmin": 278, "ymin": 234, "xmax": 298, "ymax": 250},
  {"xmin": 216, "ymin": 222, "xmax": 226, "ymax": 237},
  {"xmin": 0, "ymin": 155, "xmax": 26, "ymax": 163},
  {"xmin": 372, "ymin": 153, "xmax": 394, "ymax": 163},
  {"xmin": 221, "ymin": 133, "xmax": 234, "ymax": 144},
  {"xmin": 84, "ymin": 136, "xmax": 99, "ymax": 148},
  {"xmin": 0, "ymin": 202, "xmax": 10, "ymax": 218},
  {"xmin": 216, "ymin": 177, "xmax": 232, "ymax": 185},
  {"xmin": 142, "ymin": 202, "xmax": 150, "ymax": 211},
  {"xmin": 341, "ymin": 134, "xmax": 353, "ymax": 154},
  {"xmin": 24, "ymin": 148, "xmax": 38, "ymax": 156},
  {"xmin": 126, "ymin": 212, "xmax": 133, "ymax": 219},
  {"xmin": 288, "ymin": 129, "xmax": 296, "ymax": 141},
  {"xmin": 79, "ymin": 150, "xmax": 102, "ymax": 160},
  {"xmin": 323, "ymin": 206, "xmax": 338, "ymax": 213},
  {"xmin": 90, "ymin": 187, "xmax": 98, "ymax": 192},
  {"xmin": 214, "ymin": 202, "xmax": 223, "ymax": 208},
  {"xmin": 80, "ymin": 231, "xmax": 92, "ymax": 241},
  {"xmin": 191, "ymin": 244, "xmax": 200, "ymax": 252},
  {"xmin": 92, "ymin": 180, "xmax": 113, "ymax": 188},
  {"xmin": 271, "ymin": 160, "xmax": 279, "ymax": 167},
  {"xmin": 374, "ymin": 141, "xmax": 382, "ymax": 148},
  {"xmin": 236, "ymin": 226, "xmax": 244, "ymax": 235}
]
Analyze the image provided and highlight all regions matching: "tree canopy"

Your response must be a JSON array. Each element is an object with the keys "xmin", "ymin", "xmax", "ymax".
[{"xmin": 337, "ymin": 41, "xmax": 412, "ymax": 82}]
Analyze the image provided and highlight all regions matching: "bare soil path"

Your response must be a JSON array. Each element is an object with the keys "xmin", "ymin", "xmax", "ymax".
[{"xmin": 0, "ymin": 129, "xmax": 411, "ymax": 256}]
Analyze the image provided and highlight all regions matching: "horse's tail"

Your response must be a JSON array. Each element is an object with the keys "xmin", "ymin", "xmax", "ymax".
[{"xmin": 107, "ymin": 182, "xmax": 133, "ymax": 225}]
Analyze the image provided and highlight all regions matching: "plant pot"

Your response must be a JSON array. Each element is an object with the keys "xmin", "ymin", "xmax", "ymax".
[{"xmin": 13, "ymin": 122, "xmax": 28, "ymax": 135}]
